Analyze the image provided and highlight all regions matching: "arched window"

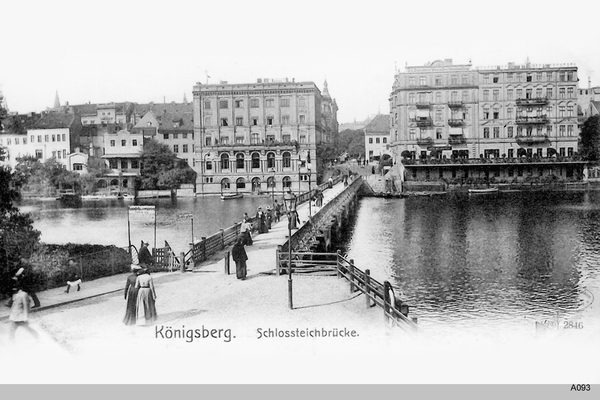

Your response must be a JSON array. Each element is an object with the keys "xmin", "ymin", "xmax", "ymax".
[
  {"xmin": 282, "ymin": 176, "xmax": 292, "ymax": 188},
  {"xmin": 267, "ymin": 152, "xmax": 275, "ymax": 169},
  {"xmin": 221, "ymin": 178, "xmax": 230, "ymax": 190},
  {"xmin": 251, "ymin": 152, "xmax": 260, "ymax": 169},
  {"xmin": 236, "ymin": 177, "xmax": 246, "ymax": 189},
  {"xmin": 221, "ymin": 153, "xmax": 229, "ymax": 170},
  {"xmin": 236, "ymin": 153, "xmax": 245, "ymax": 169},
  {"xmin": 97, "ymin": 179, "xmax": 107, "ymax": 189},
  {"xmin": 122, "ymin": 179, "xmax": 128, "ymax": 188},
  {"xmin": 110, "ymin": 179, "xmax": 119, "ymax": 187},
  {"xmin": 267, "ymin": 176, "xmax": 275, "ymax": 188},
  {"xmin": 251, "ymin": 177, "xmax": 261, "ymax": 192},
  {"xmin": 282, "ymin": 152, "xmax": 291, "ymax": 168}
]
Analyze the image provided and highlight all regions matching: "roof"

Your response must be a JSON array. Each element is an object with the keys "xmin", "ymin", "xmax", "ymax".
[
  {"xmin": 71, "ymin": 102, "xmax": 135, "ymax": 116},
  {"xmin": 31, "ymin": 111, "xmax": 77, "ymax": 129},
  {"xmin": 363, "ymin": 114, "xmax": 390, "ymax": 134},
  {"xmin": 0, "ymin": 113, "xmax": 41, "ymax": 134},
  {"xmin": 134, "ymin": 102, "xmax": 193, "ymax": 132}
]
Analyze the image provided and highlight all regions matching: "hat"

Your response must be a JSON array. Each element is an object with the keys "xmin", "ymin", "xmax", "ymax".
[{"xmin": 131, "ymin": 264, "xmax": 142, "ymax": 271}]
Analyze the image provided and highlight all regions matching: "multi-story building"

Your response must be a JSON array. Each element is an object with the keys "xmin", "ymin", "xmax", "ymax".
[
  {"xmin": 73, "ymin": 102, "xmax": 136, "ymax": 126},
  {"xmin": 192, "ymin": 79, "xmax": 337, "ymax": 195},
  {"xmin": 390, "ymin": 59, "xmax": 585, "ymax": 183},
  {"xmin": 99, "ymin": 128, "xmax": 144, "ymax": 191},
  {"xmin": 363, "ymin": 114, "xmax": 390, "ymax": 163}
]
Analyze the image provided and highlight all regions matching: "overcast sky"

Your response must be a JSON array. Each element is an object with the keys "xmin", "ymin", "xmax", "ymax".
[{"xmin": 1, "ymin": 0, "xmax": 599, "ymax": 123}]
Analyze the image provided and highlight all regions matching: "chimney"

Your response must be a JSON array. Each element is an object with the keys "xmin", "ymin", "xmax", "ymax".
[{"xmin": 257, "ymin": 78, "xmax": 262, "ymax": 83}]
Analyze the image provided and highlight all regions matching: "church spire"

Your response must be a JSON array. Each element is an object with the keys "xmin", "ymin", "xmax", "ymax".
[
  {"xmin": 322, "ymin": 79, "xmax": 331, "ymax": 98},
  {"xmin": 183, "ymin": 93, "xmax": 188, "ymax": 104},
  {"xmin": 54, "ymin": 90, "xmax": 61, "ymax": 109}
]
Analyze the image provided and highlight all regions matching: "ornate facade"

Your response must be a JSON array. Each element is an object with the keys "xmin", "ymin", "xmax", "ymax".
[{"xmin": 192, "ymin": 79, "xmax": 337, "ymax": 195}]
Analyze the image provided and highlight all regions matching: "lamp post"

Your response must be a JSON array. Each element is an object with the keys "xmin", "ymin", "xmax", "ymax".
[
  {"xmin": 283, "ymin": 188, "xmax": 297, "ymax": 309},
  {"xmin": 269, "ymin": 167, "xmax": 276, "ymax": 207}
]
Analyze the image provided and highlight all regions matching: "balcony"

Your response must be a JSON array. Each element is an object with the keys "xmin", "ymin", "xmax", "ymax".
[
  {"xmin": 448, "ymin": 135, "xmax": 467, "ymax": 145},
  {"xmin": 516, "ymin": 97, "xmax": 549, "ymax": 106},
  {"xmin": 447, "ymin": 101, "xmax": 463, "ymax": 109},
  {"xmin": 415, "ymin": 102, "xmax": 431, "ymax": 109},
  {"xmin": 516, "ymin": 115, "xmax": 549, "ymax": 124},
  {"xmin": 416, "ymin": 137, "xmax": 434, "ymax": 146},
  {"xmin": 515, "ymin": 135, "xmax": 549, "ymax": 144},
  {"xmin": 448, "ymin": 118, "xmax": 464, "ymax": 127},
  {"xmin": 411, "ymin": 117, "xmax": 433, "ymax": 127}
]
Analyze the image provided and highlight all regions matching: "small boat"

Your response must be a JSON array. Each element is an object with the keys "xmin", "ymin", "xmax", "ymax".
[
  {"xmin": 221, "ymin": 193, "xmax": 244, "ymax": 200},
  {"xmin": 468, "ymin": 187, "xmax": 498, "ymax": 195}
]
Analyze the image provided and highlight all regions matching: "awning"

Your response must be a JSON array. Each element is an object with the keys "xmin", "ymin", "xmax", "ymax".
[
  {"xmin": 417, "ymin": 109, "xmax": 430, "ymax": 118},
  {"xmin": 449, "ymin": 127, "xmax": 463, "ymax": 136}
]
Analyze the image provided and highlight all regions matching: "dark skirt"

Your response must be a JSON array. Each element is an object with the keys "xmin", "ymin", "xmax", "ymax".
[
  {"xmin": 243, "ymin": 230, "xmax": 253, "ymax": 245},
  {"xmin": 123, "ymin": 287, "xmax": 139, "ymax": 325},
  {"xmin": 137, "ymin": 288, "xmax": 157, "ymax": 324},
  {"xmin": 236, "ymin": 260, "xmax": 247, "ymax": 279}
]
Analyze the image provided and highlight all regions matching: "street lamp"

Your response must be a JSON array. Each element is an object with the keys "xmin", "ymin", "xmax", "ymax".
[
  {"xmin": 268, "ymin": 167, "xmax": 276, "ymax": 207},
  {"xmin": 283, "ymin": 188, "xmax": 297, "ymax": 309}
]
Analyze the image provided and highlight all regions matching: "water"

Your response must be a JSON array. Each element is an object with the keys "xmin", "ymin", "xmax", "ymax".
[
  {"xmin": 18, "ymin": 195, "xmax": 277, "ymax": 253},
  {"xmin": 344, "ymin": 191, "xmax": 600, "ymax": 337}
]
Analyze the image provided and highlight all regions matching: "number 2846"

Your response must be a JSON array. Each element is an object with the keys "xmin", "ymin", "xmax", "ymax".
[{"xmin": 564, "ymin": 321, "xmax": 583, "ymax": 329}]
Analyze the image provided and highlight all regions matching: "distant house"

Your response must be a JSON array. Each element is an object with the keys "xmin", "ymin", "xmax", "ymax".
[{"xmin": 363, "ymin": 114, "xmax": 391, "ymax": 163}]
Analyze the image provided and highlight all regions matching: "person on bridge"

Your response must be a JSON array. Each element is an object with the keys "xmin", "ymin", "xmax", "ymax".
[
  {"xmin": 135, "ymin": 267, "xmax": 157, "ymax": 325},
  {"xmin": 328, "ymin": 177, "xmax": 333, "ymax": 189},
  {"xmin": 274, "ymin": 200, "xmax": 281, "ymax": 222},
  {"xmin": 123, "ymin": 265, "xmax": 141, "ymax": 326},
  {"xmin": 8, "ymin": 283, "xmax": 39, "ymax": 343},
  {"xmin": 256, "ymin": 207, "xmax": 268, "ymax": 234},
  {"xmin": 138, "ymin": 241, "xmax": 153, "ymax": 270},
  {"xmin": 232, "ymin": 237, "xmax": 248, "ymax": 280},
  {"xmin": 265, "ymin": 206, "xmax": 273, "ymax": 230},
  {"xmin": 239, "ymin": 217, "xmax": 253, "ymax": 246}
]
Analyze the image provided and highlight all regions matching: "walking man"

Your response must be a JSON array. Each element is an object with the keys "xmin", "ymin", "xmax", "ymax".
[{"xmin": 8, "ymin": 284, "xmax": 39, "ymax": 343}]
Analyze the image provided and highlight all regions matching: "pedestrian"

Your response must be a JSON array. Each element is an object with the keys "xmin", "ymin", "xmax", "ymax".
[
  {"xmin": 8, "ymin": 284, "xmax": 39, "ymax": 343},
  {"xmin": 343, "ymin": 174, "xmax": 348, "ymax": 187},
  {"xmin": 288, "ymin": 209, "xmax": 300, "ymax": 230},
  {"xmin": 316, "ymin": 190, "xmax": 324, "ymax": 207},
  {"xmin": 231, "ymin": 237, "xmax": 248, "ymax": 280},
  {"xmin": 7, "ymin": 261, "xmax": 41, "ymax": 309},
  {"xmin": 239, "ymin": 217, "xmax": 253, "ymax": 246},
  {"xmin": 135, "ymin": 267, "xmax": 157, "ymax": 325},
  {"xmin": 64, "ymin": 273, "xmax": 82, "ymax": 293},
  {"xmin": 265, "ymin": 206, "xmax": 273, "ymax": 230},
  {"xmin": 256, "ymin": 207, "xmax": 268, "ymax": 234},
  {"xmin": 372, "ymin": 166, "xmax": 375, "ymax": 174},
  {"xmin": 138, "ymin": 240, "xmax": 153, "ymax": 270},
  {"xmin": 274, "ymin": 200, "xmax": 281, "ymax": 222},
  {"xmin": 123, "ymin": 265, "xmax": 141, "ymax": 326},
  {"xmin": 328, "ymin": 177, "xmax": 333, "ymax": 188}
]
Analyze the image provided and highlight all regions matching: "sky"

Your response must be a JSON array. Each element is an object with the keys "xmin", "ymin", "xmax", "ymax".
[{"xmin": 1, "ymin": 0, "xmax": 599, "ymax": 123}]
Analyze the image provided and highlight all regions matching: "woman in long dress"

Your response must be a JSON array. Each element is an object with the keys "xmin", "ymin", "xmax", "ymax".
[
  {"xmin": 136, "ymin": 268, "xmax": 157, "ymax": 325},
  {"xmin": 232, "ymin": 237, "xmax": 248, "ymax": 280},
  {"xmin": 123, "ymin": 265, "xmax": 140, "ymax": 325}
]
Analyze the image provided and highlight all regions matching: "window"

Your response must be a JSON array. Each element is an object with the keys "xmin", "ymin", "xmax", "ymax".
[
  {"xmin": 120, "ymin": 160, "xmax": 127, "ymax": 169},
  {"xmin": 536, "ymin": 88, "xmax": 543, "ymax": 98},
  {"xmin": 493, "ymin": 76, "xmax": 499, "ymax": 83},
  {"xmin": 559, "ymin": 106, "xmax": 565, "ymax": 117},
  {"xmin": 173, "ymin": 133, "xmax": 178, "ymax": 139},
  {"xmin": 547, "ymin": 125, "xmax": 553, "ymax": 135},
  {"xmin": 560, "ymin": 148, "xmax": 565, "ymax": 157},
  {"xmin": 409, "ymin": 77, "xmax": 415, "ymax": 86},
  {"xmin": 546, "ymin": 88, "xmax": 553, "ymax": 98},
  {"xmin": 281, "ymin": 98, "xmax": 290, "ymax": 107},
  {"xmin": 236, "ymin": 153, "xmax": 245, "ymax": 169},
  {"xmin": 507, "ymin": 73, "xmax": 513, "ymax": 82},
  {"xmin": 507, "ymin": 108, "xmax": 513, "ymax": 119},
  {"xmin": 567, "ymin": 125, "xmax": 574, "ymax": 136},
  {"xmin": 221, "ymin": 118, "xmax": 228, "ymax": 126},
  {"xmin": 559, "ymin": 88, "xmax": 565, "ymax": 99},
  {"xmin": 219, "ymin": 100, "xmax": 228, "ymax": 109},
  {"xmin": 567, "ymin": 87, "xmax": 574, "ymax": 98},
  {"xmin": 281, "ymin": 115, "xmax": 290, "ymax": 125},
  {"xmin": 435, "ymin": 109, "xmax": 442, "ymax": 121},
  {"xmin": 282, "ymin": 152, "xmax": 291, "ymax": 168},
  {"xmin": 204, "ymin": 100, "xmax": 211, "ymax": 109},
  {"xmin": 251, "ymin": 98, "xmax": 259, "ymax": 108},
  {"xmin": 547, "ymin": 106, "xmax": 553, "ymax": 117},
  {"xmin": 173, "ymin": 145, "xmax": 179, "ymax": 153},
  {"xmin": 483, "ymin": 128, "xmax": 489, "ymax": 138},
  {"xmin": 132, "ymin": 139, "xmax": 138, "ymax": 146},
  {"xmin": 567, "ymin": 105, "xmax": 573, "ymax": 117},
  {"xmin": 235, "ymin": 136, "xmax": 244, "ymax": 144},
  {"xmin": 236, "ymin": 117, "xmax": 243, "ymax": 126},
  {"xmin": 507, "ymin": 127, "xmax": 513, "ymax": 138},
  {"xmin": 516, "ymin": 89, "xmax": 522, "ymax": 99},
  {"xmin": 266, "ymin": 116, "xmax": 273, "ymax": 125},
  {"xmin": 376, "ymin": 138, "xmax": 380, "ymax": 144},
  {"xmin": 409, "ymin": 93, "xmax": 416, "ymax": 104},
  {"xmin": 369, "ymin": 138, "xmax": 373, "ymax": 144},
  {"xmin": 436, "ymin": 92, "xmax": 442, "ymax": 103},
  {"xmin": 63, "ymin": 150, "xmax": 66, "ymax": 158},
  {"xmin": 383, "ymin": 137, "xmax": 387, "ymax": 143},
  {"xmin": 252, "ymin": 117, "xmax": 258, "ymax": 126},
  {"xmin": 567, "ymin": 72, "xmax": 574, "ymax": 81},
  {"xmin": 507, "ymin": 90, "xmax": 513, "ymax": 100},
  {"xmin": 282, "ymin": 134, "xmax": 291, "ymax": 142},
  {"xmin": 163, "ymin": 133, "xmax": 169, "ymax": 140},
  {"xmin": 267, "ymin": 152, "xmax": 275, "ymax": 169},
  {"xmin": 436, "ymin": 129, "xmax": 442, "ymax": 140},
  {"xmin": 526, "ymin": 89, "xmax": 533, "ymax": 99},
  {"xmin": 434, "ymin": 76, "xmax": 442, "ymax": 85},
  {"xmin": 235, "ymin": 99, "xmax": 244, "ymax": 108},
  {"xmin": 221, "ymin": 154, "xmax": 230, "ymax": 169},
  {"xmin": 183, "ymin": 144, "xmax": 188, "ymax": 153},
  {"xmin": 51, "ymin": 134, "xmax": 55, "ymax": 142},
  {"xmin": 483, "ymin": 107, "xmax": 490, "ymax": 120},
  {"xmin": 493, "ymin": 111, "xmax": 499, "ymax": 120},
  {"xmin": 182, "ymin": 133, "xmax": 187, "ymax": 139},
  {"xmin": 493, "ymin": 90, "xmax": 499, "ymax": 101},
  {"xmin": 419, "ymin": 76, "xmax": 426, "ymax": 86},
  {"xmin": 206, "ymin": 160, "xmax": 212, "ymax": 170},
  {"xmin": 205, "ymin": 137, "xmax": 211, "ymax": 146},
  {"xmin": 110, "ymin": 140, "xmax": 115, "ymax": 147},
  {"xmin": 45, "ymin": 135, "xmax": 49, "ymax": 142},
  {"xmin": 462, "ymin": 75, "xmax": 469, "ymax": 85},
  {"xmin": 493, "ymin": 127, "xmax": 500, "ymax": 138},
  {"xmin": 526, "ymin": 75, "xmax": 532, "ymax": 82},
  {"xmin": 409, "ymin": 129, "xmax": 416, "ymax": 136},
  {"xmin": 131, "ymin": 160, "xmax": 139, "ymax": 169},
  {"xmin": 251, "ymin": 152, "xmax": 260, "ymax": 169},
  {"xmin": 251, "ymin": 133, "xmax": 260, "ymax": 144},
  {"xmin": 568, "ymin": 147, "xmax": 573, "ymax": 157},
  {"xmin": 121, "ymin": 140, "xmax": 127, "ymax": 146},
  {"xmin": 559, "ymin": 125, "xmax": 566, "ymax": 136},
  {"xmin": 265, "ymin": 98, "xmax": 274, "ymax": 107}
]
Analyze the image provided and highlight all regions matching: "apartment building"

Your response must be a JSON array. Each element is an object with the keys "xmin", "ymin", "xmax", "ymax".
[
  {"xmin": 363, "ymin": 114, "xmax": 390, "ymax": 163},
  {"xmin": 192, "ymin": 79, "xmax": 337, "ymax": 195}
]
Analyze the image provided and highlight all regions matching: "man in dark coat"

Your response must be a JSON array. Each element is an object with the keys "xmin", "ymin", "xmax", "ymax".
[
  {"xmin": 231, "ymin": 237, "xmax": 248, "ymax": 280},
  {"xmin": 138, "ymin": 241, "xmax": 153, "ymax": 269}
]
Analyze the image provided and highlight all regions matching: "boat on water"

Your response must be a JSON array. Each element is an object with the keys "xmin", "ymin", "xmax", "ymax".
[
  {"xmin": 468, "ymin": 187, "xmax": 499, "ymax": 195},
  {"xmin": 221, "ymin": 193, "xmax": 244, "ymax": 200},
  {"xmin": 81, "ymin": 191, "xmax": 124, "ymax": 200}
]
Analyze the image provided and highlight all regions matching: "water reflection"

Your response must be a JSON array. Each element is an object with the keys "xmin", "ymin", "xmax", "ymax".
[{"xmin": 345, "ymin": 191, "xmax": 600, "ymax": 334}]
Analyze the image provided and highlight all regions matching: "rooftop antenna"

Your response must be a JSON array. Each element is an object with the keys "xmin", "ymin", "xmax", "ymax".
[{"xmin": 205, "ymin": 70, "xmax": 210, "ymax": 85}]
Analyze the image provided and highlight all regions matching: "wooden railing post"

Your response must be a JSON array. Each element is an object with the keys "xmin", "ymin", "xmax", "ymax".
[
  {"xmin": 180, "ymin": 252, "xmax": 185, "ymax": 273},
  {"xmin": 336, "ymin": 250, "xmax": 341, "ymax": 278},
  {"xmin": 224, "ymin": 251, "xmax": 230, "ymax": 275},
  {"xmin": 364, "ymin": 269, "xmax": 371, "ymax": 309},
  {"xmin": 348, "ymin": 259, "xmax": 355, "ymax": 293},
  {"xmin": 383, "ymin": 281, "xmax": 391, "ymax": 324},
  {"xmin": 276, "ymin": 245, "xmax": 282, "ymax": 276},
  {"xmin": 220, "ymin": 229, "xmax": 225, "ymax": 249},
  {"xmin": 201, "ymin": 237, "xmax": 206, "ymax": 260}
]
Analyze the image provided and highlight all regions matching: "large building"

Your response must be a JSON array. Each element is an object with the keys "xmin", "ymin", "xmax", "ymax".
[
  {"xmin": 363, "ymin": 114, "xmax": 391, "ymax": 163},
  {"xmin": 390, "ymin": 59, "xmax": 585, "ymax": 183},
  {"xmin": 192, "ymin": 79, "xmax": 337, "ymax": 195}
]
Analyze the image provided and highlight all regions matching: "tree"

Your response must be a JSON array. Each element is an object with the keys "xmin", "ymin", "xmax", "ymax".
[
  {"xmin": 580, "ymin": 115, "xmax": 600, "ymax": 162},
  {"xmin": 140, "ymin": 139, "xmax": 196, "ymax": 190}
]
